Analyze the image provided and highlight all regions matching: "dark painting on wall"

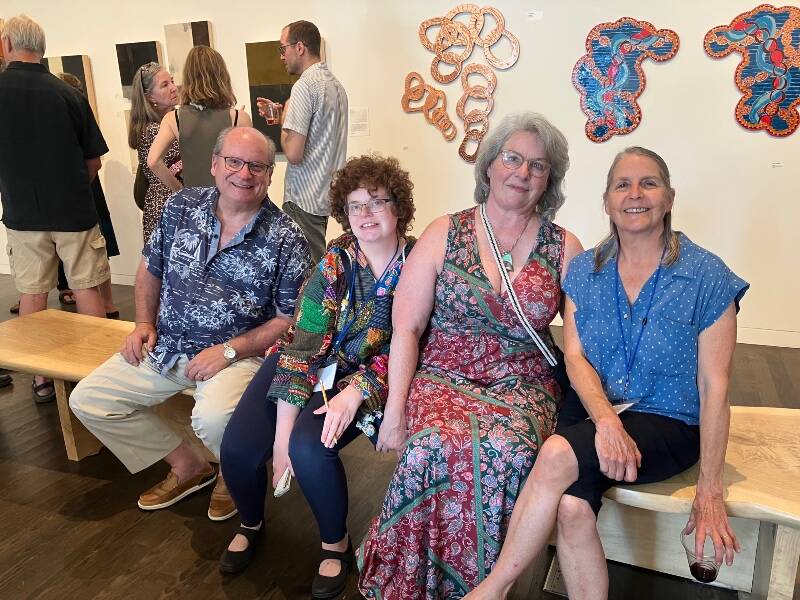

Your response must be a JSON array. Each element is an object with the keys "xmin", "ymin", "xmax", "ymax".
[
  {"xmin": 42, "ymin": 55, "xmax": 99, "ymax": 118},
  {"xmin": 164, "ymin": 21, "xmax": 213, "ymax": 86},
  {"xmin": 245, "ymin": 41, "xmax": 299, "ymax": 153},
  {"xmin": 116, "ymin": 41, "xmax": 161, "ymax": 99}
]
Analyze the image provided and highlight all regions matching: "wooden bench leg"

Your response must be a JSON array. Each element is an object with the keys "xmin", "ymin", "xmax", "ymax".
[
  {"xmin": 742, "ymin": 522, "xmax": 800, "ymax": 600},
  {"xmin": 54, "ymin": 380, "xmax": 103, "ymax": 461},
  {"xmin": 765, "ymin": 525, "xmax": 800, "ymax": 600}
]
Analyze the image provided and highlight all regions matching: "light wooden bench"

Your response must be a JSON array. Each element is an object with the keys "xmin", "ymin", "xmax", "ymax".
[
  {"xmin": 542, "ymin": 406, "xmax": 799, "ymax": 600},
  {"xmin": 3, "ymin": 312, "xmax": 797, "ymax": 597},
  {"xmin": 0, "ymin": 309, "xmax": 206, "ymax": 461}
]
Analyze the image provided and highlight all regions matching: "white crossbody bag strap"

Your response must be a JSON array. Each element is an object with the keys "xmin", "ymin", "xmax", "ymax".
[{"xmin": 479, "ymin": 203, "xmax": 558, "ymax": 367}]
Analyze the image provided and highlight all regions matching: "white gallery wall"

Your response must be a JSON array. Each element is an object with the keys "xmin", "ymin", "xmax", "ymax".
[{"xmin": 1, "ymin": 0, "xmax": 798, "ymax": 347}]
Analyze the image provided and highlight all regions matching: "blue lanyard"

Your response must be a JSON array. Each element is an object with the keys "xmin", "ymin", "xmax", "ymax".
[
  {"xmin": 614, "ymin": 245, "xmax": 666, "ymax": 398},
  {"xmin": 332, "ymin": 240, "xmax": 399, "ymax": 352}
]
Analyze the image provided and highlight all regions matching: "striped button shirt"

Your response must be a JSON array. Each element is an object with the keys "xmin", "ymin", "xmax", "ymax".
[{"xmin": 283, "ymin": 61, "xmax": 348, "ymax": 216}]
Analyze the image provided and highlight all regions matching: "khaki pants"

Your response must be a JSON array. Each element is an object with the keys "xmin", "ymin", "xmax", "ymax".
[{"xmin": 69, "ymin": 353, "xmax": 262, "ymax": 473}]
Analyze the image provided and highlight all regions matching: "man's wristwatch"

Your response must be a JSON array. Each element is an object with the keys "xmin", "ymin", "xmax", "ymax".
[{"xmin": 222, "ymin": 342, "xmax": 238, "ymax": 363}]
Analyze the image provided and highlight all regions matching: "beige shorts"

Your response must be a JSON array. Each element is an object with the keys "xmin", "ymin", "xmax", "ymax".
[{"xmin": 5, "ymin": 225, "xmax": 111, "ymax": 294}]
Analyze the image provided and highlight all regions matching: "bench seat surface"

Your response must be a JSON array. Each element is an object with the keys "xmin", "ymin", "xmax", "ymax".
[
  {"xmin": 605, "ymin": 406, "xmax": 800, "ymax": 529},
  {"xmin": 0, "ymin": 309, "xmax": 133, "ymax": 382},
  {"xmin": 3, "ymin": 312, "xmax": 797, "ymax": 530}
]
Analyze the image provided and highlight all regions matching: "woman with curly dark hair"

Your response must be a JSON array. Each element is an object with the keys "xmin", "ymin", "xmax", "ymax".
[{"xmin": 218, "ymin": 155, "xmax": 415, "ymax": 598}]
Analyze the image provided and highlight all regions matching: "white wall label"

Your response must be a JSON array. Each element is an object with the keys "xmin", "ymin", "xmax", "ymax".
[
  {"xmin": 527, "ymin": 9, "xmax": 544, "ymax": 20},
  {"xmin": 349, "ymin": 106, "xmax": 369, "ymax": 137}
]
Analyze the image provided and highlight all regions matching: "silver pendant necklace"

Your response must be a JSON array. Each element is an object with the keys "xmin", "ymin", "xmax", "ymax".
[{"xmin": 495, "ymin": 216, "xmax": 532, "ymax": 273}]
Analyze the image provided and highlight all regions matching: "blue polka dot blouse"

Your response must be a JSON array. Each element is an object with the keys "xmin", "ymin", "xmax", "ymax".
[{"xmin": 563, "ymin": 232, "xmax": 749, "ymax": 425}]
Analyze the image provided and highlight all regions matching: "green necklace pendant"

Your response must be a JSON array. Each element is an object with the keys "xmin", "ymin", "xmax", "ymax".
[{"xmin": 501, "ymin": 251, "xmax": 514, "ymax": 273}]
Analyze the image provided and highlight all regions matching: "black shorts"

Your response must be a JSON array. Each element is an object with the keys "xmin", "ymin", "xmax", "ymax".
[{"xmin": 555, "ymin": 397, "xmax": 700, "ymax": 516}]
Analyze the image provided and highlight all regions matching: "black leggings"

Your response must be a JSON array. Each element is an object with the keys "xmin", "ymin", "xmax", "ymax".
[
  {"xmin": 220, "ymin": 353, "xmax": 362, "ymax": 543},
  {"xmin": 555, "ymin": 395, "xmax": 700, "ymax": 515}
]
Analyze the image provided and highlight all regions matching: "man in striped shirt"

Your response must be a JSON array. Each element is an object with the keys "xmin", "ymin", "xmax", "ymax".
[{"xmin": 258, "ymin": 20, "xmax": 348, "ymax": 262}]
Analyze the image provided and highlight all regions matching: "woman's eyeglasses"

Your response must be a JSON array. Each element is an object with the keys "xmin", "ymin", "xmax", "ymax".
[
  {"xmin": 346, "ymin": 197, "xmax": 393, "ymax": 216},
  {"xmin": 500, "ymin": 150, "xmax": 551, "ymax": 178}
]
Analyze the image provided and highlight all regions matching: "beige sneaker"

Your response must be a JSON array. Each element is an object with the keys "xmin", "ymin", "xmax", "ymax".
[
  {"xmin": 138, "ymin": 466, "xmax": 216, "ymax": 511},
  {"xmin": 208, "ymin": 473, "xmax": 238, "ymax": 521}
]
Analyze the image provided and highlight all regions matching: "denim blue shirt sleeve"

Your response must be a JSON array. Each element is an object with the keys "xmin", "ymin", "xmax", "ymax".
[
  {"xmin": 563, "ymin": 233, "xmax": 749, "ymax": 425},
  {"xmin": 141, "ymin": 186, "xmax": 312, "ymax": 374}
]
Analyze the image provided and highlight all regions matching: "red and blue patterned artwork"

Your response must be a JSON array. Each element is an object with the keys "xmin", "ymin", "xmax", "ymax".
[
  {"xmin": 704, "ymin": 4, "xmax": 800, "ymax": 137},
  {"xmin": 573, "ymin": 18, "xmax": 679, "ymax": 143}
]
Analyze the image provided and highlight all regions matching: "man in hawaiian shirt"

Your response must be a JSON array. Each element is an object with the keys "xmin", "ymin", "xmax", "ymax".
[{"xmin": 70, "ymin": 127, "xmax": 311, "ymax": 520}]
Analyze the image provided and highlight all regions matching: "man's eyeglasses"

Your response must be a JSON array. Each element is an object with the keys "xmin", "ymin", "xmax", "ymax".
[
  {"xmin": 346, "ymin": 197, "xmax": 393, "ymax": 216},
  {"xmin": 217, "ymin": 155, "xmax": 273, "ymax": 176},
  {"xmin": 278, "ymin": 41, "xmax": 299, "ymax": 56},
  {"xmin": 500, "ymin": 150, "xmax": 551, "ymax": 178}
]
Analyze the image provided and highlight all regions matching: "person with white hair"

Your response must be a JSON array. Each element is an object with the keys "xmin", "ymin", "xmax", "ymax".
[
  {"xmin": 0, "ymin": 14, "xmax": 109, "ymax": 403},
  {"xmin": 358, "ymin": 113, "xmax": 584, "ymax": 597}
]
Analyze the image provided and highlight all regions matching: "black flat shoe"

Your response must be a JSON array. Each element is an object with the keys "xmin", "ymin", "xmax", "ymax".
[
  {"xmin": 311, "ymin": 537, "xmax": 354, "ymax": 599},
  {"xmin": 219, "ymin": 524, "xmax": 263, "ymax": 574}
]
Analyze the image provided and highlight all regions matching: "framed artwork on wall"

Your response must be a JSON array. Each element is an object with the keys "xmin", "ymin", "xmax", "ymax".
[
  {"xmin": 245, "ymin": 40, "xmax": 299, "ymax": 154},
  {"xmin": 704, "ymin": 4, "xmax": 800, "ymax": 137},
  {"xmin": 41, "ymin": 55, "xmax": 98, "ymax": 118},
  {"xmin": 164, "ymin": 21, "xmax": 213, "ymax": 87},
  {"xmin": 116, "ymin": 40, "xmax": 162, "ymax": 100},
  {"xmin": 573, "ymin": 17, "xmax": 679, "ymax": 143}
]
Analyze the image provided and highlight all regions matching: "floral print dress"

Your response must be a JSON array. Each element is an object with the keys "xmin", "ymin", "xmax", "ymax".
[{"xmin": 357, "ymin": 207, "xmax": 565, "ymax": 599}]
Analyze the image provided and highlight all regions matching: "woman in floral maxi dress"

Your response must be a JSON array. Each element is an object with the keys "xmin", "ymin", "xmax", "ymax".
[{"xmin": 358, "ymin": 113, "xmax": 583, "ymax": 598}]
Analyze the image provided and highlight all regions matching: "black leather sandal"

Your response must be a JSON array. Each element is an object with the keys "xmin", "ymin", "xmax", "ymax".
[
  {"xmin": 219, "ymin": 524, "xmax": 263, "ymax": 574},
  {"xmin": 32, "ymin": 380, "xmax": 56, "ymax": 404},
  {"xmin": 311, "ymin": 537, "xmax": 354, "ymax": 599}
]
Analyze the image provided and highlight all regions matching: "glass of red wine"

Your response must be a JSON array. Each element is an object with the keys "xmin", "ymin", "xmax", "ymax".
[{"xmin": 681, "ymin": 530, "xmax": 720, "ymax": 583}]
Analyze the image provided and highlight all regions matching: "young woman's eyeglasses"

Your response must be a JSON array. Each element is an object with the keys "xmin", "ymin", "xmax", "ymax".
[
  {"xmin": 500, "ymin": 150, "xmax": 551, "ymax": 178},
  {"xmin": 347, "ymin": 197, "xmax": 393, "ymax": 216},
  {"xmin": 218, "ymin": 155, "xmax": 273, "ymax": 176}
]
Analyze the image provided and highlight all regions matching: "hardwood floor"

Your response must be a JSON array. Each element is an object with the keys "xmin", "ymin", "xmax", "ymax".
[{"xmin": 0, "ymin": 275, "xmax": 797, "ymax": 599}]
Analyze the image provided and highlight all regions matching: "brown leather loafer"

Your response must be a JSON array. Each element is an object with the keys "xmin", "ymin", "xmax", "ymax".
[
  {"xmin": 208, "ymin": 473, "xmax": 238, "ymax": 521},
  {"xmin": 137, "ymin": 466, "xmax": 216, "ymax": 511}
]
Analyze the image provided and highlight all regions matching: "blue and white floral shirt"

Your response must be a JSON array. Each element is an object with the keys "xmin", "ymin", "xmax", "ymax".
[
  {"xmin": 563, "ymin": 233, "xmax": 749, "ymax": 425},
  {"xmin": 143, "ymin": 186, "xmax": 311, "ymax": 374}
]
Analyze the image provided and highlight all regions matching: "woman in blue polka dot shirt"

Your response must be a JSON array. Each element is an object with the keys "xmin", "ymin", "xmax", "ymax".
[{"xmin": 467, "ymin": 147, "xmax": 749, "ymax": 599}]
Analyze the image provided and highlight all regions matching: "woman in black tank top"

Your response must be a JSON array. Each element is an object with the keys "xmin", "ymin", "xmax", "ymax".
[{"xmin": 147, "ymin": 46, "xmax": 252, "ymax": 189}]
